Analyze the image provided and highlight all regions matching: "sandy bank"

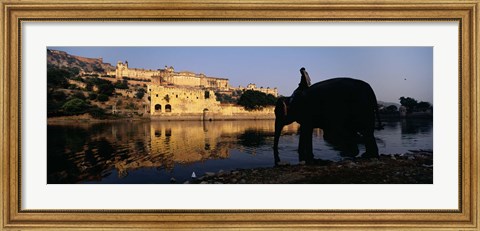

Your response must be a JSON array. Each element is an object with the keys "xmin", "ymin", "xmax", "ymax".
[{"xmin": 186, "ymin": 150, "xmax": 433, "ymax": 184}]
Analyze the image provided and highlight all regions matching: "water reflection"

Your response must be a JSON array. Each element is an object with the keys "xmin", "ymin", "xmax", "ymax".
[{"xmin": 47, "ymin": 119, "xmax": 432, "ymax": 184}]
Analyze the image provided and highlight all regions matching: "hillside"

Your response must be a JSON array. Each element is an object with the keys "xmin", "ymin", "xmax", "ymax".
[
  {"xmin": 47, "ymin": 49, "xmax": 115, "ymax": 73},
  {"xmin": 47, "ymin": 49, "xmax": 148, "ymax": 120}
]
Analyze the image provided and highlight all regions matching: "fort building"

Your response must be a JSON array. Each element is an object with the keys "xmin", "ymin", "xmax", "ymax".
[
  {"xmin": 108, "ymin": 62, "xmax": 230, "ymax": 90},
  {"xmin": 147, "ymin": 85, "xmax": 274, "ymax": 120},
  {"xmin": 237, "ymin": 83, "xmax": 278, "ymax": 97},
  {"xmin": 148, "ymin": 85, "xmax": 221, "ymax": 117},
  {"xmin": 106, "ymin": 61, "xmax": 277, "ymax": 120}
]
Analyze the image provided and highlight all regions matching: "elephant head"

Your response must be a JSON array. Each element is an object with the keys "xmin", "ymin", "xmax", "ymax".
[{"xmin": 273, "ymin": 97, "xmax": 294, "ymax": 162}]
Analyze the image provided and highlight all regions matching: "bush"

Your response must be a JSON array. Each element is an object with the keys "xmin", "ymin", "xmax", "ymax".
[
  {"xmin": 237, "ymin": 90, "xmax": 276, "ymax": 110},
  {"xmin": 97, "ymin": 94, "xmax": 109, "ymax": 102},
  {"xmin": 88, "ymin": 107, "xmax": 106, "ymax": 119},
  {"xmin": 88, "ymin": 93, "xmax": 97, "ymax": 100},
  {"xmin": 114, "ymin": 80, "xmax": 129, "ymax": 89},
  {"xmin": 61, "ymin": 98, "xmax": 89, "ymax": 115},
  {"xmin": 47, "ymin": 66, "xmax": 71, "ymax": 88},
  {"xmin": 73, "ymin": 92, "xmax": 86, "ymax": 100},
  {"xmin": 135, "ymin": 91, "xmax": 145, "ymax": 99},
  {"xmin": 51, "ymin": 91, "xmax": 67, "ymax": 101},
  {"xmin": 97, "ymin": 83, "xmax": 115, "ymax": 96}
]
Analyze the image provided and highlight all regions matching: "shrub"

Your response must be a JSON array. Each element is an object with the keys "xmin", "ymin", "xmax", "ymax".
[
  {"xmin": 135, "ymin": 91, "xmax": 145, "ymax": 99},
  {"xmin": 97, "ymin": 94, "xmax": 109, "ymax": 102},
  {"xmin": 88, "ymin": 107, "xmax": 106, "ymax": 119},
  {"xmin": 88, "ymin": 93, "xmax": 97, "ymax": 100},
  {"xmin": 61, "ymin": 98, "xmax": 89, "ymax": 115},
  {"xmin": 73, "ymin": 92, "xmax": 86, "ymax": 100},
  {"xmin": 237, "ymin": 90, "xmax": 276, "ymax": 110}
]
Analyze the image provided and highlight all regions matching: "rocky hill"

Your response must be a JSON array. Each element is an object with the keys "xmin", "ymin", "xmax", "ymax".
[{"xmin": 47, "ymin": 49, "xmax": 115, "ymax": 73}]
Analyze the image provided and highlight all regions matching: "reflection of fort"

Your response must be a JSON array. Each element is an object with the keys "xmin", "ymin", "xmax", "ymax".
[
  {"xmin": 48, "ymin": 120, "xmax": 298, "ymax": 183},
  {"xmin": 149, "ymin": 121, "xmax": 230, "ymax": 165}
]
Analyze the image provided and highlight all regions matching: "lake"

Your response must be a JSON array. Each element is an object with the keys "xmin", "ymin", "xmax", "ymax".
[{"xmin": 47, "ymin": 118, "xmax": 432, "ymax": 184}]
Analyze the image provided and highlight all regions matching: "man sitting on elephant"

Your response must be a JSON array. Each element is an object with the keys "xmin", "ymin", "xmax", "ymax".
[{"xmin": 289, "ymin": 67, "xmax": 312, "ymax": 121}]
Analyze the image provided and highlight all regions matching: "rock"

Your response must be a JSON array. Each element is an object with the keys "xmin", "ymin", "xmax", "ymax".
[
  {"xmin": 200, "ymin": 181, "xmax": 208, "ymax": 184},
  {"xmin": 218, "ymin": 170, "xmax": 225, "ymax": 175},
  {"xmin": 170, "ymin": 177, "xmax": 176, "ymax": 183},
  {"xmin": 205, "ymin": 172, "xmax": 215, "ymax": 177},
  {"xmin": 231, "ymin": 178, "xmax": 238, "ymax": 183},
  {"xmin": 407, "ymin": 156, "xmax": 415, "ymax": 160},
  {"xmin": 299, "ymin": 161, "xmax": 306, "ymax": 165},
  {"xmin": 240, "ymin": 179, "xmax": 246, "ymax": 184},
  {"xmin": 183, "ymin": 181, "xmax": 190, "ymax": 184}
]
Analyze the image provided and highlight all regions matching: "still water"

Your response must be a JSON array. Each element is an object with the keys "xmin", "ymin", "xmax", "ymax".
[{"xmin": 47, "ymin": 119, "xmax": 432, "ymax": 184}]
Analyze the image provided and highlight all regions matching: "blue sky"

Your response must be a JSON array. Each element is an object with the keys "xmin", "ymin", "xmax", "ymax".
[{"xmin": 49, "ymin": 47, "xmax": 433, "ymax": 104}]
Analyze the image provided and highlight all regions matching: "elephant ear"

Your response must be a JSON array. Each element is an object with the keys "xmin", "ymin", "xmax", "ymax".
[{"xmin": 275, "ymin": 97, "xmax": 289, "ymax": 118}]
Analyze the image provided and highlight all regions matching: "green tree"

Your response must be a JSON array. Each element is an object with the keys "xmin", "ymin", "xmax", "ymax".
[
  {"xmin": 417, "ymin": 101, "xmax": 432, "ymax": 112},
  {"xmin": 386, "ymin": 105, "xmax": 398, "ymax": 113},
  {"xmin": 399, "ymin": 96, "xmax": 418, "ymax": 114},
  {"xmin": 88, "ymin": 93, "xmax": 97, "ymax": 100},
  {"xmin": 237, "ymin": 90, "xmax": 276, "ymax": 110},
  {"xmin": 61, "ymin": 98, "xmax": 89, "ymax": 115},
  {"xmin": 135, "ymin": 88, "xmax": 146, "ymax": 99},
  {"xmin": 47, "ymin": 66, "xmax": 71, "ymax": 88},
  {"xmin": 114, "ymin": 79, "xmax": 129, "ymax": 89},
  {"xmin": 97, "ymin": 82, "xmax": 115, "ymax": 96},
  {"xmin": 73, "ymin": 92, "xmax": 86, "ymax": 100},
  {"xmin": 88, "ymin": 106, "xmax": 106, "ymax": 119},
  {"xmin": 97, "ymin": 94, "xmax": 109, "ymax": 102}
]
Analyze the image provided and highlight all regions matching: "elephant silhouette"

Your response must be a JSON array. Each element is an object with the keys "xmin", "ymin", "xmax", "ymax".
[{"xmin": 273, "ymin": 77, "xmax": 382, "ymax": 164}]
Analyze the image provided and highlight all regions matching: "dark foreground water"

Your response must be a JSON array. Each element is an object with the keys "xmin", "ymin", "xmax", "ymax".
[{"xmin": 47, "ymin": 119, "xmax": 432, "ymax": 184}]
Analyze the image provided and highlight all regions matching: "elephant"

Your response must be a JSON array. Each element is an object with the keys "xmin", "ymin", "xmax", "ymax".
[{"xmin": 273, "ymin": 77, "xmax": 382, "ymax": 164}]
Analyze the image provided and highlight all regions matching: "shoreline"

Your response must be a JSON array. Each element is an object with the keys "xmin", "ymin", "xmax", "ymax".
[
  {"xmin": 185, "ymin": 150, "xmax": 433, "ymax": 184},
  {"xmin": 47, "ymin": 113, "xmax": 431, "ymax": 124},
  {"xmin": 47, "ymin": 113, "xmax": 275, "ymax": 124}
]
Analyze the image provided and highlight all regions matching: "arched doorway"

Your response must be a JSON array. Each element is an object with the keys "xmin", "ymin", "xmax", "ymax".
[{"xmin": 165, "ymin": 104, "xmax": 172, "ymax": 112}]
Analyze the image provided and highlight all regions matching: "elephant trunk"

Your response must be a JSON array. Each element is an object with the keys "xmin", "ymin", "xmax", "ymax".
[
  {"xmin": 273, "ymin": 98, "xmax": 288, "ymax": 163},
  {"xmin": 273, "ymin": 116, "xmax": 283, "ymax": 164},
  {"xmin": 273, "ymin": 117, "xmax": 284, "ymax": 150}
]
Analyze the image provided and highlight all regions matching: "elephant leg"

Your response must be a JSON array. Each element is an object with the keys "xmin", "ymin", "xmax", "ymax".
[
  {"xmin": 340, "ymin": 131, "xmax": 359, "ymax": 157},
  {"xmin": 362, "ymin": 130, "xmax": 379, "ymax": 158},
  {"xmin": 298, "ymin": 125, "xmax": 314, "ymax": 162}
]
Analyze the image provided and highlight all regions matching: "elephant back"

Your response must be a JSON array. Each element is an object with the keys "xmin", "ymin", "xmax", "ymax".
[{"xmin": 304, "ymin": 78, "xmax": 378, "ymax": 125}]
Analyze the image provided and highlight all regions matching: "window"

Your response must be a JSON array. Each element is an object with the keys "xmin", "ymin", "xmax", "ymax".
[
  {"xmin": 165, "ymin": 104, "xmax": 172, "ymax": 112},
  {"xmin": 155, "ymin": 104, "xmax": 161, "ymax": 112},
  {"xmin": 204, "ymin": 91, "xmax": 210, "ymax": 99}
]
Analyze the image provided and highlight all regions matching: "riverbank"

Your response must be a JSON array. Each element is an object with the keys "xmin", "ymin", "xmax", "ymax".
[
  {"xmin": 47, "ymin": 112, "xmax": 275, "ymax": 123},
  {"xmin": 47, "ymin": 113, "xmax": 150, "ymax": 124},
  {"xmin": 186, "ymin": 150, "xmax": 433, "ymax": 184}
]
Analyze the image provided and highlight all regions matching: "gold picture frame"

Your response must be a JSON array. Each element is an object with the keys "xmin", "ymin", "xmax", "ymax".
[{"xmin": 1, "ymin": 0, "xmax": 478, "ymax": 230}]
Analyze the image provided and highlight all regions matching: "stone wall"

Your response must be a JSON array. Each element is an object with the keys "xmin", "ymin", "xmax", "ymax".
[{"xmin": 148, "ymin": 85, "xmax": 274, "ymax": 120}]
